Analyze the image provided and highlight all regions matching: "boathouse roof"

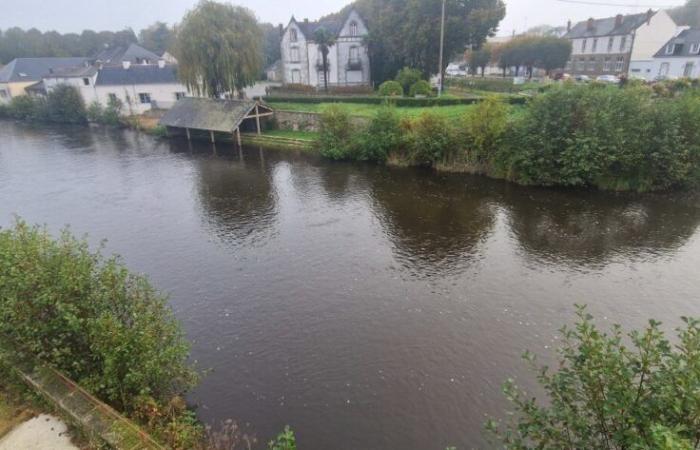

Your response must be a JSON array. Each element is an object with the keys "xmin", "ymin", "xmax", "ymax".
[{"xmin": 159, "ymin": 98, "xmax": 271, "ymax": 133}]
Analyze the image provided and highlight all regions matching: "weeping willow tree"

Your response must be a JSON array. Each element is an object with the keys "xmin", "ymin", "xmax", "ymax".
[{"xmin": 174, "ymin": 0, "xmax": 263, "ymax": 98}]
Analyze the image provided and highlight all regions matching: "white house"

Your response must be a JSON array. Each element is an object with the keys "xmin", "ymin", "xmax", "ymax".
[
  {"xmin": 651, "ymin": 28, "xmax": 700, "ymax": 79},
  {"xmin": 564, "ymin": 10, "xmax": 678, "ymax": 79},
  {"xmin": 0, "ymin": 57, "xmax": 90, "ymax": 103},
  {"xmin": 43, "ymin": 60, "xmax": 189, "ymax": 115},
  {"xmin": 280, "ymin": 9, "xmax": 371, "ymax": 88}
]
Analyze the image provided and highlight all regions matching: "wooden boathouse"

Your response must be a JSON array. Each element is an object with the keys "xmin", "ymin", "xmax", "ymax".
[{"xmin": 158, "ymin": 98, "xmax": 274, "ymax": 145}]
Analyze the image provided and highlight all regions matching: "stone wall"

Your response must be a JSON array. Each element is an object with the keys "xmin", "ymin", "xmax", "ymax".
[{"xmin": 274, "ymin": 110, "xmax": 368, "ymax": 132}]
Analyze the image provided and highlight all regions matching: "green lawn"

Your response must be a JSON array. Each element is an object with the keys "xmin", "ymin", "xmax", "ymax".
[
  {"xmin": 267, "ymin": 101, "xmax": 478, "ymax": 120},
  {"xmin": 262, "ymin": 129, "xmax": 319, "ymax": 141}
]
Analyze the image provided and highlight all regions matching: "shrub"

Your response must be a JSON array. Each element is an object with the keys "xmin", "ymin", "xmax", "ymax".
[
  {"xmin": 0, "ymin": 103, "xmax": 8, "ymax": 118},
  {"xmin": 356, "ymin": 104, "xmax": 403, "ymax": 161},
  {"xmin": 318, "ymin": 104, "xmax": 355, "ymax": 160},
  {"xmin": 409, "ymin": 80, "xmax": 432, "ymax": 97},
  {"xmin": 404, "ymin": 111, "xmax": 454, "ymax": 165},
  {"xmin": 0, "ymin": 220, "xmax": 199, "ymax": 442},
  {"xmin": 8, "ymin": 95, "xmax": 41, "ymax": 120},
  {"xmin": 487, "ymin": 306, "xmax": 700, "ymax": 449},
  {"xmin": 87, "ymin": 101, "xmax": 104, "ymax": 122},
  {"xmin": 395, "ymin": 67, "xmax": 423, "ymax": 94},
  {"xmin": 457, "ymin": 96, "xmax": 509, "ymax": 167},
  {"xmin": 45, "ymin": 85, "xmax": 87, "ymax": 124},
  {"xmin": 378, "ymin": 80, "xmax": 404, "ymax": 97},
  {"xmin": 268, "ymin": 426, "xmax": 296, "ymax": 450}
]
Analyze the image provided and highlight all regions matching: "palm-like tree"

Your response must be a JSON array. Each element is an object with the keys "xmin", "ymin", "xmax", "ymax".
[{"xmin": 313, "ymin": 27, "xmax": 336, "ymax": 92}]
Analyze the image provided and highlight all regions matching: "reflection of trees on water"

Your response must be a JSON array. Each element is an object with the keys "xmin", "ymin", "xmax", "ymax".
[
  {"xmin": 192, "ymin": 147, "xmax": 278, "ymax": 247},
  {"xmin": 501, "ymin": 188, "xmax": 700, "ymax": 267},
  {"xmin": 368, "ymin": 169, "xmax": 497, "ymax": 276}
]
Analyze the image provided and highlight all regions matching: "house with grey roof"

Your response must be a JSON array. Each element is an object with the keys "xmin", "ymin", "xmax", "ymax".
[
  {"xmin": 280, "ymin": 9, "xmax": 371, "ymax": 88},
  {"xmin": 651, "ymin": 28, "xmax": 700, "ymax": 79},
  {"xmin": 0, "ymin": 57, "xmax": 90, "ymax": 103},
  {"xmin": 563, "ymin": 9, "xmax": 678, "ymax": 79},
  {"xmin": 93, "ymin": 43, "xmax": 161, "ymax": 67}
]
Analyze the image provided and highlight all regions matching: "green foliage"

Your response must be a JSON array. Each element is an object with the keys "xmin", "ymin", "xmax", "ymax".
[
  {"xmin": 175, "ymin": 0, "xmax": 263, "ymax": 97},
  {"xmin": 378, "ymin": 80, "xmax": 404, "ymax": 97},
  {"xmin": 7, "ymin": 96, "xmax": 41, "ymax": 120},
  {"xmin": 669, "ymin": 0, "xmax": 700, "ymax": 27},
  {"xmin": 45, "ymin": 85, "xmax": 87, "ymax": 124},
  {"xmin": 268, "ymin": 425, "xmax": 296, "ymax": 450},
  {"xmin": 395, "ymin": 67, "xmax": 423, "ymax": 94},
  {"xmin": 85, "ymin": 97, "xmax": 122, "ymax": 126},
  {"xmin": 264, "ymin": 95, "xmax": 513, "ymax": 107},
  {"xmin": 405, "ymin": 111, "xmax": 454, "ymax": 165},
  {"xmin": 356, "ymin": 104, "xmax": 403, "ymax": 161},
  {"xmin": 314, "ymin": 27, "xmax": 336, "ymax": 93},
  {"xmin": 497, "ymin": 84, "xmax": 700, "ymax": 191},
  {"xmin": 138, "ymin": 22, "xmax": 175, "ymax": 55},
  {"xmin": 0, "ymin": 103, "xmax": 8, "ymax": 118},
  {"xmin": 86, "ymin": 101, "xmax": 104, "ymax": 122},
  {"xmin": 409, "ymin": 80, "xmax": 432, "ymax": 97},
  {"xmin": 318, "ymin": 104, "xmax": 356, "ymax": 160},
  {"xmin": 457, "ymin": 96, "xmax": 508, "ymax": 166},
  {"xmin": 492, "ymin": 35, "xmax": 571, "ymax": 77},
  {"xmin": 467, "ymin": 45, "xmax": 492, "ymax": 76},
  {"xmin": 0, "ymin": 220, "xmax": 199, "ymax": 443},
  {"xmin": 487, "ymin": 306, "xmax": 700, "ymax": 449}
]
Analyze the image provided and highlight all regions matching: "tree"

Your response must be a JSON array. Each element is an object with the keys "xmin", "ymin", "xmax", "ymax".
[
  {"xmin": 260, "ymin": 23, "xmax": 282, "ymax": 70},
  {"xmin": 537, "ymin": 36, "xmax": 572, "ymax": 76},
  {"xmin": 314, "ymin": 27, "xmax": 336, "ymax": 93},
  {"xmin": 174, "ymin": 0, "xmax": 263, "ymax": 98},
  {"xmin": 467, "ymin": 45, "xmax": 492, "ymax": 77},
  {"xmin": 395, "ymin": 67, "xmax": 423, "ymax": 94},
  {"xmin": 45, "ymin": 85, "xmax": 87, "ymax": 124},
  {"xmin": 670, "ymin": 0, "xmax": 700, "ymax": 27},
  {"xmin": 321, "ymin": 0, "xmax": 505, "ymax": 83},
  {"xmin": 488, "ymin": 306, "xmax": 700, "ymax": 449},
  {"xmin": 139, "ymin": 22, "xmax": 175, "ymax": 55}
]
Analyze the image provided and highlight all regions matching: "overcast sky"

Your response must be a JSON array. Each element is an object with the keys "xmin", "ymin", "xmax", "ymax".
[{"xmin": 0, "ymin": 0, "xmax": 685, "ymax": 37}]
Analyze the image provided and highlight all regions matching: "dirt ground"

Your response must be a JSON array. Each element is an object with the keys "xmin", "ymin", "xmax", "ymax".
[{"xmin": 0, "ymin": 414, "xmax": 78, "ymax": 450}]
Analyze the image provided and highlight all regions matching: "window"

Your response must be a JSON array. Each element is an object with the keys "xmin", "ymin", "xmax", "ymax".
[
  {"xmin": 291, "ymin": 69, "xmax": 301, "ymax": 83},
  {"xmin": 587, "ymin": 57, "xmax": 596, "ymax": 71},
  {"xmin": 659, "ymin": 62, "xmax": 670, "ymax": 77},
  {"xmin": 138, "ymin": 93, "xmax": 151, "ymax": 104},
  {"xmin": 607, "ymin": 37, "xmax": 614, "ymax": 52},
  {"xmin": 108, "ymin": 93, "xmax": 118, "ymax": 103},
  {"xmin": 175, "ymin": 92, "xmax": 186, "ymax": 100},
  {"xmin": 290, "ymin": 29, "xmax": 297, "ymax": 43},
  {"xmin": 592, "ymin": 38, "xmax": 598, "ymax": 52},
  {"xmin": 665, "ymin": 43, "xmax": 675, "ymax": 55},
  {"xmin": 690, "ymin": 43, "xmax": 700, "ymax": 54},
  {"xmin": 290, "ymin": 47, "xmax": 300, "ymax": 62},
  {"xmin": 349, "ymin": 21, "xmax": 358, "ymax": 37},
  {"xmin": 615, "ymin": 56, "xmax": 624, "ymax": 72},
  {"xmin": 684, "ymin": 62, "xmax": 695, "ymax": 77},
  {"xmin": 581, "ymin": 39, "xmax": 587, "ymax": 53},
  {"xmin": 349, "ymin": 46, "xmax": 359, "ymax": 61},
  {"xmin": 603, "ymin": 57, "xmax": 611, "ymax": 71},
  {"xmin": 620, "ymin": 36, "xmax": 627, "ymax": 52},
  {"xmin": 82, "ymin": 77, "xmax": 90, "ymax": 86}
]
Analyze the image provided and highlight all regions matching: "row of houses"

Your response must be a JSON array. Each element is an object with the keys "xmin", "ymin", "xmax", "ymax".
[
  {"xmin": 0, "ymin": 43, "xmax": 189, "ymax": 114},
  {"xmin": 563, "ymin": 9, "xmax": 700, "ymax": 80}
]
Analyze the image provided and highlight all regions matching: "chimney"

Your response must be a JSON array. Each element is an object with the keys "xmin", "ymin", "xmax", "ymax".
[
  {"xmin": 586, "ymin": 18, "xmax": 594, "ymax": 31},
  {"xmin": 157, "ymin": 59, "xmax": 166, "ymax": 69},
  {"xmin": 646, "ymin": 9, "xmax": 653, "ymax": 25},
  {"xmin": 615, "ymin": 14, "xmax": 623, "ymax": 27},
  {"xmin": 567, "ymin": 20, "xmax": 571, "ymax": 32},
  {"xmin": 122, "ymin": 60, "xmax": 131, "ymax": 70}
]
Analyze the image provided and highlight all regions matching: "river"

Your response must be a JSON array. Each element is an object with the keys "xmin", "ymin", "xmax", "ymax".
[{"xmin": 1, "ymin": 121, "xmax": 699, "ymax": 449}]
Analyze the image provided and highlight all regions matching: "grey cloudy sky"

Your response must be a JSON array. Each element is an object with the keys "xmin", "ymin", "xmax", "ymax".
[{"xmin": 0, "ymin": 0, "xmax": 685, "ymax": 36}]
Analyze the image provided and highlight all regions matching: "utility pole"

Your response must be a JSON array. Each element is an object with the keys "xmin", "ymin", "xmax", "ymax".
[{"xmin": 438, "ymin": 0, "xmax": 446, "ymax": 97}]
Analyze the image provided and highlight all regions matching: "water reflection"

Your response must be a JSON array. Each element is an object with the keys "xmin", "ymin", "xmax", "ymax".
[{"xmin": 501, "ymin": 187, "xmax": 700, "ymax": 267}]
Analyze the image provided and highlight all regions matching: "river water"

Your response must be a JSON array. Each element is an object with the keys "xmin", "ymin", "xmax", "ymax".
[{"xmin": 1, "ymin": 121, "xmax": 699, "ymax": 449}]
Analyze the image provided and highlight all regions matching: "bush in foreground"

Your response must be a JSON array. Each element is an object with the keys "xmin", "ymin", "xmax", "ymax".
[
  {"xmin": 378, "ymin": 80, "xmax": 404, "ymax": 97},
  {"xmin": 45, "ymin": 85, "xmax": 87, "ymax": 124},
  {"xmin": 395, "ymin": 67, "xmax": 423, "ymax": 94},
  {"xmin": 487, "ymin": 306, "xmax": 700, "ymax": 449},
  {"xmin": 0, "ymin": 220, "xmax": 200, "ymax": 446},
  {"xmin": 318, "ymin": 104, "xmax": 356, "ymax": 160},
  {"xmin": 409, "ymin": 80, "xmax": 432, "ymax": 97}
]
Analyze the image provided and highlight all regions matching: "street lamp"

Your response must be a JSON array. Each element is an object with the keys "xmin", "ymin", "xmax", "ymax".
[{"xmin": 438, "ymin": 0, "xmax": 446, "ymax": 97}]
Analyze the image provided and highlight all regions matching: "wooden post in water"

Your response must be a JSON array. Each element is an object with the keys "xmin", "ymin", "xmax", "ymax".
[
  {"xmin": 210, "ymin": 130, "xmax": 215, "ymax": 144},
  {"xmin": 236, "ymin": 127, "xmax": 242, "ymax": 147},
  {"xmin": 185, "ymin": 128, "xmax": 191, "ymax": 141},
  {"xmin": 255, "ymin": 104, "xmax": 261, "ymax": 135}
]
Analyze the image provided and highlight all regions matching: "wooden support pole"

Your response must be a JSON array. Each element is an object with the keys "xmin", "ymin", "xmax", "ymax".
[
  {"xmin": 236, "ymin": 127, "xmax": 242, "ymax": 147},
  {"xmin": 210, "ymin": 130, "xmax": 215, "ymax": 144},
  {"xmin": 185, "ymin": 128, "xmax": 191, "ymax": 141},
  {"xmin": 255, "ymin": 104, "xmax": 261, "ymax": 135}
]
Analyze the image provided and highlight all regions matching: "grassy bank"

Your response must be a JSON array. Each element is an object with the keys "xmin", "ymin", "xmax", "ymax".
[{"xmin": 268, "ymin": 101, "xmax": 479, "ymax": 120}]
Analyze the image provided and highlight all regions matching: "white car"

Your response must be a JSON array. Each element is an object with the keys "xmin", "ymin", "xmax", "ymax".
[{"xmin": 596, "ymin": 75, "xmax": 620, "ymax": 84}]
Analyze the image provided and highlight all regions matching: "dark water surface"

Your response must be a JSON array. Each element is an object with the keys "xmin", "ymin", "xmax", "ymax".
[{"xmin": 2, "ymin": 121, "xmax": 699, "ymax": 449}]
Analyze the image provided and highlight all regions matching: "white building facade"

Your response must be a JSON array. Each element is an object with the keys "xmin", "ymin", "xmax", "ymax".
[
  {"xmin": 280, "ymin": 9, "xmax": 371, "ymax": 88},
  {"xmin": 651, "ymin": 28, "xmax": 700, "ymax": 79}
]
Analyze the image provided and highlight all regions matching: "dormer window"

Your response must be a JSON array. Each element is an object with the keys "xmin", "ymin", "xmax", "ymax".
[
  {"xmin": 665, "ymin": 43, "xmax": 675, "ymax": 55},
  {"xmin": 690, "ymin": 43, "xmax": 700, "ymax": 55},
  {"xmin": 350, "ymin": 21, "xmax": 358, "ymax": 37},
  {"xmin": 290, "ymin": 29, "xmax": 298, "ymax": 43}
]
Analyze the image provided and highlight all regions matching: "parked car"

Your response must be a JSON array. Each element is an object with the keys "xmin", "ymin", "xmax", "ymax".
[
  {"xmin": 574, "ymin": 75, "xmax": 591, "ymax": 83},
  {"xmin": 445, "ymin": 63, "xmax": 467, "ymax": 77},
  {"xmin": 597, "ymin": 74, "xmax": 620, "ymax": 84}
]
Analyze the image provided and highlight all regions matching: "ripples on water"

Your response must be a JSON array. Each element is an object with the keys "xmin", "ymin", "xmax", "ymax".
[{"xmin": 1, "ymin": 121, "xmax": 699, "ymax": 449}]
